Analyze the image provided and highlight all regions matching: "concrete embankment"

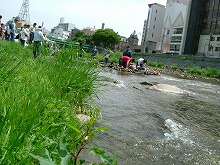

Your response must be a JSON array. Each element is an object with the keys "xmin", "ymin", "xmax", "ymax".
[{"xmin": 134, "ymin": 54, "xmax": 220, "ymax": 70}]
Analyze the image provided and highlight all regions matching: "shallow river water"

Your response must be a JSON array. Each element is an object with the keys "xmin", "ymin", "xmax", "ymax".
[{"xmin": 85, "ymin": 68, "xmax": 220, "ymax": 165}]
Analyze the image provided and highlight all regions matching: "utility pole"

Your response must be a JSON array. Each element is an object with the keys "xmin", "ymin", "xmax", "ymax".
[{"xmin": 18, "ymin": 0, "xmax": 30, "ymax": 23}]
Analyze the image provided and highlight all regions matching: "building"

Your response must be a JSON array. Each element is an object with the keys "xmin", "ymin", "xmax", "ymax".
[
  {"xmin": 57, "ymin": 17, "xmax": 75, "ymax": 32},
  {"xmin": 115, "ymin": 35, "xmax": 128, "ymax": 51},
  {"xmin": 184, "ymin": 0, "xmax": 220, "ymax": 57},
  {"xmin": 161, "ymin": 0, "xmax": 190, "ymax": 54},
  {"xmin": 141, "ymin": 3, "xmax": 166, "ymax": 53},
  {"xmin": 69, "ymin": 27, "xmax": 81, "ymax": 40},
  {"xmin": 50, "ymin": 17, "xmax": 74, "ymax": 40},
  {"xmin": 128, "ymin": 30, "xmax": 139, "ymax": 46},
  {"xmin": 51, "ymin": 28, "xmax": 69, "ymax": 40},
  {"xmin": 82, "ymin": 27, "xmax": 96, "ymax": 35}
]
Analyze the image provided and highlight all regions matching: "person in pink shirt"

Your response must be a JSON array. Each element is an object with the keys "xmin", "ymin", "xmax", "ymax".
[{"xmin": 121, "ymin": 56, "xmax": 133, "ymax": 70}]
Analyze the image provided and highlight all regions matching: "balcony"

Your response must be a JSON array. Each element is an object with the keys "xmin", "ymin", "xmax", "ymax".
[{"xmin": 170, "ymin": 40, "xmax": 182, "ymax": 43}]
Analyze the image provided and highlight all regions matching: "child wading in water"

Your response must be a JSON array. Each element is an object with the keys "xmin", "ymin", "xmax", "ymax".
[{"xmin": 104, "ymin": 51, "xmax": 111, "ymax": 64}]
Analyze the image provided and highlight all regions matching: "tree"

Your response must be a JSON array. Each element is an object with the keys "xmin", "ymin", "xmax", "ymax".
[
  {"xmin": 70, "ymin": 30, "xmax": 93, "ymax": 45},
  {"xmin": 92, "ymin": 29, "xmax": 120, "ymax": 49},
  {"xmin": 71, "ymin": 30, "xmax": 86, "ymax": 43}
]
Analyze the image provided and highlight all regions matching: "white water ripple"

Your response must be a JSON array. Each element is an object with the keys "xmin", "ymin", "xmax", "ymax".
[
  {"xmin": 111, "ymin": 80, "xmax": 127, "ymax": 89},
  {"xmin": 164, "ymin": 119, "xmax": 194, "ymax": 145}
]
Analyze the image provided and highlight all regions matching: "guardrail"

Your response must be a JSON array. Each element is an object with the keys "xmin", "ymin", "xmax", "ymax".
[{"xmin": 47, "ymin": 37, "xmax": 93, "ymax": 50}]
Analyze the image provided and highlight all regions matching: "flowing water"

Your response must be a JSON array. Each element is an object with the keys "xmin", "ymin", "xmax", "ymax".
[{"xmin": 86, "ymin": 68, "xmax": 220, "ymax": 165}]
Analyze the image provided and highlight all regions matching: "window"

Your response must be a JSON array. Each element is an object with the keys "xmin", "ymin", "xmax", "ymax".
[
  {"xmin": 156, "ymin": 10, "xmax": 157, "ymax": 13},
  {"xmin": 152, "ymin": 33, "xmax": 154, "ymax": 37},
  {"xmin": 155, "ymin": 17, "xmax": 156, "ymax": 21},
  {"xmin": 210, "ymin": 37, "xmax": 215, "ymax": 41},
  {"xmin": 153, "ymin": 25, "xmax": 155, "ymax": 29},
  {"xmin": 171, "ymin": 36, "xmax": 182, "ymax": 43},
  {"xmin": 174, "ymin": 28, "xmax": 183, "ymax": 34},
  {"xmin": 217, "ymin": 37, "xmax": 220, "ymax": 41},
  {"xmin": 215, "ymin": 47, "xmax": 220, "ymax": 51},
  {"xmin": 170, "ymin": 44, "xmax": 180, "ymax": 51}
]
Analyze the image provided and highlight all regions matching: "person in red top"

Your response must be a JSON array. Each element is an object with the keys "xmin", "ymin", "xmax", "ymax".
[{"xmin": 121, "ymin": 56, "xmax": 132, "ymax": 69}]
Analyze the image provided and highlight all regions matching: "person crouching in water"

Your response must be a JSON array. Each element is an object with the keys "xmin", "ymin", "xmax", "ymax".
[
  {"xmin": 121, "ymin": 56, "xmax": 133, "ymax": 70},
  {"xmin": 136, "ymin": 58, "xmax": 147, "ymax": 73},
  {"xmin": 33, "ymin": 26, "xmax": 45, "ymax": 58}
]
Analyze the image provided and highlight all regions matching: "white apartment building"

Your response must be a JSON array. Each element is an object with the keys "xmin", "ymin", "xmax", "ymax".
[
  {"xmin": 161, "ymin": 0, "xmax": 190, "ymax": 54},
  {"xmin": 50, "ymin": 17, "xmax": 74, "ymax": 40},
  {"xmin": 51, "ymin": 28, "xmax": 69, "ymax": 40},
  {"xmin": 141, "ymin": 3, "xmax": 165, "ymax": 53}
]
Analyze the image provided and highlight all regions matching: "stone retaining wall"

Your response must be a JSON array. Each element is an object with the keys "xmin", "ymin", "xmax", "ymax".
[{"xmin": 134, "ymin": 54, "xmax": 220, "ymax": 70}]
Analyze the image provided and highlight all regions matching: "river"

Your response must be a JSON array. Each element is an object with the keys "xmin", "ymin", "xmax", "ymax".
[{"xmin": 83, "ymin": 68, "xmax": 220, "ymax": 165}]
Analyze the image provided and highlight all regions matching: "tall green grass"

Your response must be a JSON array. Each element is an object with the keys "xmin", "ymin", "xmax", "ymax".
[
  {"xmin": 187, "ymin": 66, "xmax": 220, "ymax": 78},
  {"xmin": 0, "ymin": 41, "xmax": 116, "ymax": 164}
]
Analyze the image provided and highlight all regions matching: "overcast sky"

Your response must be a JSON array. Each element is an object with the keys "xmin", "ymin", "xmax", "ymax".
[{"xmin": 0, "ymin": 0, "xmax": 167, "ymax": 38}]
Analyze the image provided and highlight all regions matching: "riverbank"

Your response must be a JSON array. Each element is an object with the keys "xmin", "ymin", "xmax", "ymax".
[
  {"xmin": 99, "ymin": 62, "xmax": 220, "ymax": 84},
  {"xmin": 134, "ymin": 53, "xmax": 220, "ymax": 70},
  {"xmin": 147, "ymin": 65, "xmax": 220, "ymax": 84}
]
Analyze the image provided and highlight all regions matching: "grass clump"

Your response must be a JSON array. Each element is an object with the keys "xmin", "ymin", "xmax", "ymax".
[
  {"xmin": 187, "ymin": 66, "xmax": 220, "ymax": 78},
  {"xmin": 148, "ymin": 61, "xmax": 165, "ymax": 68},
  {"xmin": 171, "ymin": 64, "xmax": 178, "ymax": 69},
  {"xmin": 0, "ymin": 41, "xmax": 117, "ymax": 164}
]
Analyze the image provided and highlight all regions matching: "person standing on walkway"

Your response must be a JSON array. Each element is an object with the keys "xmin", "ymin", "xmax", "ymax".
[
  {"xmin": 20, "ymin": 24, "xmax": 29, "ymax": 47},
  {"xmin": 0, "ymin": 24, "xmax": 3, "ymax": 40},
  {"xmin": 5, "ymin": 25, "xmax": 10, "ymax": 41},
  {"xmin": 29, "ymin": 23, "xmax": 37, "ymax": 44},
  {"xmin": 9, "ymin": 18, "xmax": 18, "ymax": 41},
  {"xmin": 33, "ymin": 26, "xmax": 45, "ymax": 58},
  {"xmin": 1, "ymin": 24, "xmax": 6, "ymax": 40}
]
